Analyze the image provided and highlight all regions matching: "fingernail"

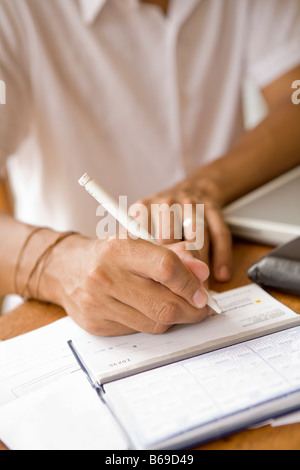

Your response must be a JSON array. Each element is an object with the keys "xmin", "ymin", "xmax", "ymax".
[
  {"xmin": 218, "ymin": 265, "xmax": 230, "ymax": 281},
  {"xmin": 192, "ymin": 288, "xmax": 207, "ymax": 308}
]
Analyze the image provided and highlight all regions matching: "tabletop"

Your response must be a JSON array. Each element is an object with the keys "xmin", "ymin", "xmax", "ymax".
[{"xmin": 0, "ymin": 240, "xmax": 300, "ymax": 451}]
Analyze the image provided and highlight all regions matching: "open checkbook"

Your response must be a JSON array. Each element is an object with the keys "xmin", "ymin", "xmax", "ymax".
[{"xmin": 0, "ymin": 284, "xmax": 300, "ymax": 450}]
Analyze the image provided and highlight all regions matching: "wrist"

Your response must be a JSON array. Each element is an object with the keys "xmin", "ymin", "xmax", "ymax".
[
  {"xmin": 38, "ymin": 233, "xmax": 91, "ymax": 307},
  {"xmin": 185, "ymin": 165, "xmax": 225, "ymax": 207},
  {"xmin": 14, "ymin": 227, "xmax": 64, "ymax": 299}
]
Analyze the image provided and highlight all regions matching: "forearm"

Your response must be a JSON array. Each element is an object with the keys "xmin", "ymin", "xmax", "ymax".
[{"xmin": 193, "ymin": 98, "xmax": 300, "ymax": 207}]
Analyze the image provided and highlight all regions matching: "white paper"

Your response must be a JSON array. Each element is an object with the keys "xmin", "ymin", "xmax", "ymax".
[
  {"xmin": 0, "ymin": 371, "xmax": 129, "ymax": 450},
  {"xmin": 71, "ymin": 285, "xmax": 300, "ymax": 383},
  {"xmin": 1, "ymin": 285, "xmax": 299, "ymax": 451},
  {"xmin": 0, "ymin": 317, "xmax": 82, "ymax": 406}
]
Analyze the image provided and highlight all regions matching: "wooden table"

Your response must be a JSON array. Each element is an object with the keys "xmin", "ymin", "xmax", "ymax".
[{"xmin": 1, "ymin": 240, "xmax": 300, "ymax": 450}]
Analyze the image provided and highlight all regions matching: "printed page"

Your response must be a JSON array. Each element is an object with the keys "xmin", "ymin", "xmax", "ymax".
[
  {"xmin": 104, "ymin": 327, "xmax": 300, "ymax": 449},
  {"xmin": 71, "ymin": 284, "xmax": 300, "ymax": 383},
  {"xmin": 0, "ymin": 317, "xmax": 82, "ymax": 406}
]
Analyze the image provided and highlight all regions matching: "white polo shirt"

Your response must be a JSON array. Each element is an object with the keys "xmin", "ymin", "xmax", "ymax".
[{"xmin": 0, "ymin": 0, "xmax": 300, "ymax": 237}]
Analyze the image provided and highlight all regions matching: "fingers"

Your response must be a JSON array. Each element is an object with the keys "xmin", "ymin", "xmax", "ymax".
[
  {"xmin": 72, "ymin": 267, "xmax": 209, "ymax": 336},
  {"xmin": 111, "ymin": 272, "xmax": 210, "ymax": 327},
  {"xmin": 72, "ymin": 237, "xmax": 211, "ymax": 336},
  {"xmin": 77, "ymin": 289, "xmax": 210, "ymax": 337},
  {"xmin": 110, "ymin": 237, "xmax": 209, "ymax": 309},
  {"xmin": 205, "ymin": 206, "xmax": 233, "ymax": 282},
  {"xmin": 77, "ymin": 297, "xmax": 170, "ymax": 337}
]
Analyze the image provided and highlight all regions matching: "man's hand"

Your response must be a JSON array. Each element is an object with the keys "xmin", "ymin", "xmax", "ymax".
[
  {"xmin": 40, "ymin": 234, "xmax": 211, "ymax": 336},
  {"xmin": 130, "ymin": 178, "xmax": 233, "ymax": 285}
]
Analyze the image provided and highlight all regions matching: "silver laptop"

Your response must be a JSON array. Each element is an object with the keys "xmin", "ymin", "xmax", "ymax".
[{"xmin": 223, "ymin": 165, "xmax": 300, "ymax": 246}]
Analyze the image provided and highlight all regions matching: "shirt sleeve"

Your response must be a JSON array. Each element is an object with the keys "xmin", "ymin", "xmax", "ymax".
[
  {"xmin": 245, "ymin": 0, "xmax": 300, "ymax": 89},
  {"xmin": 0, "ymin": 0, "xmax": 31, "ymax": 175}
]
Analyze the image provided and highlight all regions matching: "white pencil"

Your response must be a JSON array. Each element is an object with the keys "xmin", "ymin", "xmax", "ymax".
[{"xmin": 79, "ymin": 173, "xmax": 223, "ymax": 315}]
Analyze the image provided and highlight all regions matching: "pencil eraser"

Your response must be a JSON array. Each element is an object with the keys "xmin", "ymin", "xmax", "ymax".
[{"xmin": 78, "ymin": 173, "xmax": 91, "ymax": 187}]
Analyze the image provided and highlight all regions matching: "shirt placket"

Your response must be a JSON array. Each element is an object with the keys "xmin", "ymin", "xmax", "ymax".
[{"xmin": 165, "ymin": 0, "xmax": 200, "ymax": 176}]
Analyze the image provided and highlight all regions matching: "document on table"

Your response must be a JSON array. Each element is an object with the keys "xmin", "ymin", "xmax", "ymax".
[
  {"xmin": 0, "ymin": 284, "xmax": 299, "ymax": 450},
  {"xmin": 0, "ymin": 317, "xmax": 82, "ymax": 406},
  {"xmin": 104, "ymin": 326, "xmax": 300, "ymax": 449}
]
